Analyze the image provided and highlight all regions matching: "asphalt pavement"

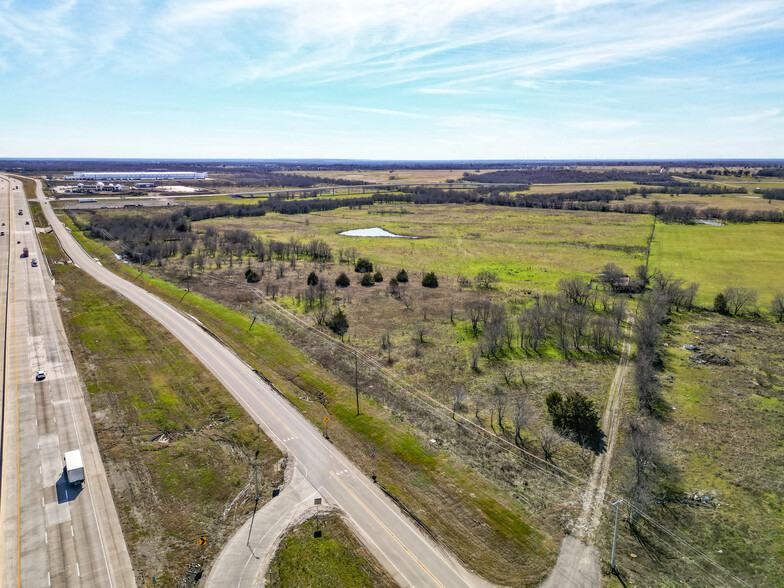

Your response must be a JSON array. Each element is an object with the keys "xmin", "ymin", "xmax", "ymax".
[
  {"xmin": 34, "ymin": 178, "xmax": 490, "ymax": 587},
  {"xmin": 0, "ymin": 175, "xmax": 134, "ymax": 588}
]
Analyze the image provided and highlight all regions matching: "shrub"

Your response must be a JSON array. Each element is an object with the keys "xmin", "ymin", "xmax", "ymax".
[
  {"xmin": 335, "ymin": 272, "xmax": 350, "ymax": 288},
  {"xmin": 244, "ymin": 268, "xmax": 260, "ymax": 283},
  {"xmin": 422, "ymin": 272, "xmax": 439, "ymax": 288},
  {"xmin": 307, "ymin": 271, "xmax": 319, "ymax": 286},
  {"xmin": 355, "ymin": 258, "xmax": 373, "ymax": 273},
  {"xmin": 396, "ymin": 269, "xmax": 409, "ymax": 283},
  {"xmin": 373, "ymin": 271, "xmax": 383, "ymax": 283},
  {"xmin": 360, "ymin": 273, "xmax": 375, "ymax": 287},
  {"xmin": 328, "ymin": 308, "xmax": 349, "ymax": 338}
]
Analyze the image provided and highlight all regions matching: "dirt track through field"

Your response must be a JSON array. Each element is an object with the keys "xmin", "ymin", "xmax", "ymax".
[{"xmin": 572, "ymin": 315, "xmax": 634, "ymax": 542}]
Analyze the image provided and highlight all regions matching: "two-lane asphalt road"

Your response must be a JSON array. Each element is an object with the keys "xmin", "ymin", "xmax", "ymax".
[
  {"xmin": 33, "ymin": 178, "xmax": 490, "ymax": 587},
  {"xmin": 0, "ymin": 176, "xmax": 134, "ymax": 587}
]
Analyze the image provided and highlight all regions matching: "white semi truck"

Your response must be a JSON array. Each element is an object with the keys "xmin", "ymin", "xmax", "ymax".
[{"xmin": 64, "ymin": 450, "xmax": 85, "ymax": 485}]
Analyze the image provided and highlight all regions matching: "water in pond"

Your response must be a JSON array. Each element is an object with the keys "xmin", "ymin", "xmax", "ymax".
[
  {"xmin": 691, "ymin": 219, "xmax": 725, "ymax": 226},
  {"xmin": 339, "ymin": 227, "xmax": 417, "ymax": 238}
]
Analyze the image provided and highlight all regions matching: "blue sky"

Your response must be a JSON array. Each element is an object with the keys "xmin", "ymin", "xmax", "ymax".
[{"xmin": 1, "ymin": 0, "xmax": 783, "ymax": 159}]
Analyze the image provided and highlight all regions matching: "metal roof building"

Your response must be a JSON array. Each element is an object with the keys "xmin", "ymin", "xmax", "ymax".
[{"xmin": 65, "ymin": 171, "xmax": 208, "ymax": 180}]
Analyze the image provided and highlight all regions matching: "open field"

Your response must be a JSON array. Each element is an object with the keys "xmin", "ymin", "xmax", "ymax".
[
  {"xmin": 59, "ymin": 212, "xmax": 562, "ymax": 586},
  {"xmin": 628, "ymin": 191, "xmax": 784, "ymax": 213},
  {"xmin": 41, "ymin": 234, "xmax": 284, "ymax": 586},
  {"xmin": 203, "ymin": 203, "xmax": 653, "ymax": 290},
  {"xmin": 603, "ymin": 312, "xmax": 784, "ymax": 587},
  {"xmin": 649, "ymin": 222, "xmax": 784, "ymax": 306},
  {"xmin": 268, "ymin": 515, "xmax": 398, "ymax": 588}
]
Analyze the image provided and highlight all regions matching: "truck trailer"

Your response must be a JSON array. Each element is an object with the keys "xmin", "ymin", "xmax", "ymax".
[
  {"xmin": 64, "ymin": 450, "xmax": 85, "ymax": 484},
  {"xmin": 22, "ymin": 247, "xmax": 28, "ymax": 258}
]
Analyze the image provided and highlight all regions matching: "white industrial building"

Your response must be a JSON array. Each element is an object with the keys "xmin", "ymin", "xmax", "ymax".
[{"xmin": 65, "ymin": 171, "xmax": 208, "ymax": 180}]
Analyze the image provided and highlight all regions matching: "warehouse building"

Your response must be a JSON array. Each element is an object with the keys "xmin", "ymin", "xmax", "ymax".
[{"xmin": 65, "ymin": 171, "xmax": 208, "ymax": 180}]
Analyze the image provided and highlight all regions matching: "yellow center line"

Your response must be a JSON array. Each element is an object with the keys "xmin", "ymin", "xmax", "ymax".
[{"xmin": 329, "ymin": 471, "xmax": 446, "ymax": 588}]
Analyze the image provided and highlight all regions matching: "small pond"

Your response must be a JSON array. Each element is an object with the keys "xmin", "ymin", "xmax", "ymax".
[
  {"xmin": 339, "ymin": 227, "xmax": 418, "ymax": 238},
  {"xmin": 691, "ymin": 219, "xmax": 725, "ymax": 226}
]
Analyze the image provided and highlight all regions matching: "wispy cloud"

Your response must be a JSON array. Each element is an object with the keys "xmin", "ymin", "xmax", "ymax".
[
  {"xmin": 718, "ymin": 108, "xmax": 782, "ymax": 123},
  {"xmin": 569, "ymin": 119, "xmax": 640, "ymax": 131}
]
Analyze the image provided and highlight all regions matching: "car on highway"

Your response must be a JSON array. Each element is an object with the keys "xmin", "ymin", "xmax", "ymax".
[
  {"xmin": 25, "ymin": 221, "xmax": 30, "ymax": 225},
  {"xmin": 1, "ymin": 231, "xmax": 4, "ymax": 236},
  {"xmin": 31, "ymin": 258, "xmax": 38, "ymax": 267},
  {"xmin": 36, "ymin": 370, "xmax": 46, "ymax": 381}
]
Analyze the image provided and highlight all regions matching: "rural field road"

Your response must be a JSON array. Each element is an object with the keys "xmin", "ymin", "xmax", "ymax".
[
  {"xmin": 541, "ymin": 315, "xmax": 634, "ymax": 587},
  {"xmin": 34, "ymin": 178, "xmax": 491, "ymax": 587},
  {"xmin": 0, "ymin": 175, "xmax": 135, "ymax": 588}
]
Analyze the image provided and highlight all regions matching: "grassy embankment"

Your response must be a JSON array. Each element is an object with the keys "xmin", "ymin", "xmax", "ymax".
[
  {"xmin": 650, "ymin": 222, "xmax": 784, "ymax": 306},
  {"xmin": 268, "ymin": 515, "xmax": 399, "ymax": 588},
  {"xmin": 39, "ymin": 231, "xmax": 285, "ymax": 586},
  {"xmin": 57, "ymin": 212, "xmax": 558, "ymax": 586},
  {"xmin": 603, "ymin": 311, "xmax": 784, "ymax": 587}
]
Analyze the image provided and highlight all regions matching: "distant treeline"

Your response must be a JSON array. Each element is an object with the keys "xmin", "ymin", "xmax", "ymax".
[
  {"xmin": 756, "ymin": 167, "xmax": 784, "ymax": 178},
  {"xmin": 462, "ymin": 168, "xmax": 678, "ymax": 185},
  {"xmin": 195, "ymin": 169, "xmax": 369, "ymax": 189},
  {"xmin": 759, "ymin": 188, "xmax": 784, "ymax": 200},
  {"xmin": 78, "ymin": 183, "xmax": 784, "ymax": 259}
]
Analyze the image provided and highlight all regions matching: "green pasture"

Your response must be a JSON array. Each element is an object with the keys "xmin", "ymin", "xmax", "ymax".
[
  {"xmin": 649, "ymin": 222, "xmax": 784, "ymax": 306},
  {"xmin": 202, "ymin": 203, "xmax": 653, "ymax": 291}
]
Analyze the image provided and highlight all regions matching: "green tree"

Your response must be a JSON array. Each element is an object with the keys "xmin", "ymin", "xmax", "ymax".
[
  {"xmin": 328, "ymin": 308, "xmax": 349, "ymax": 339},
  {"xmin": 355, "ymin": 258, "xmax": 373, "ymax": 273},
  {"xmin": 335, "ymin": 273, "xmax": 350, "ymax": 288},
  {"xmin": 307, "ymin": 271, "xmax": 319, "ymax": 286},
  {"xmin": 396, "ymin": 269, "xmax": 409, "ymax": 283},
  {"xmin": 360, "ymin": 273, "xmax": 375, "ymax": 287},
  {"xmin": 545, "ymin": 391, "xmax": 603, "ymax": 453},
  {"xmin": 373, "ymin": 271, "xmax": 383, "ymax": 283},
  {"xmin": 422, "ymin": 272, "xmax": 439, "ymax": 288},
  {"xmin": 713, "ymin": 292, "xmax": 729, "ymax": 315},
  {"xmin": 244, "ymin": 268, "xmax": 260, "ymax": 283}
]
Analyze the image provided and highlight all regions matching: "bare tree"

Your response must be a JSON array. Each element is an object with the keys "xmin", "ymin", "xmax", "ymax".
[
  {"xmin": 558, "ymin": 277, "xmax": 592, "ymax": 306},
  {"xmin": 450, "ymin": 386, "xmax": 467, "ymax": 419},
  {"xmin": 538, "ymin": 426, "xmax": 562, "ymax": 462},
  {"xmin": 475, "ymin": 270, "xmax": 499, "ymax": 290},
  {"xmin": 414, "ymin": 323, "xmax": 428, "ymax": 343},
  {"xmin": 512, "ymin": 393, "xmax": 530, "ymax": 447},
  {"xmin": 313, "ymin": 299, "xmax": 331, "ymax": 326},
  {"xmin": 490, "ymin": 386, "xmax": 508, "ymax": 434},
  {"xmin": 723, "ymin": 286, "xmax": 759, "ymax": 316},
  {"xmin": 770, "ymin": 292, "xmax": 784, "ymax": 322}
]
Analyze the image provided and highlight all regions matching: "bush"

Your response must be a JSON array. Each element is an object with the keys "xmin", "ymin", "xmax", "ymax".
[
  {"xmin": 422, "ymin": 272, "xmax": 439, "ymax": 288},
  {"xmin": 360, "ymin": 273, "xmax": 375, "ymax": 287},
  {"xmin": 244, "ymin": 268, "xmax": 260, "ymax": 283},
  {"xmin": 307, "ymin": 271, "xmax": 319, "ymax": 286},
  {"xmin": 396, "ymin": 269, "xmax": 409, "ymax": 283},
  {"xmin": 713, "ymin": 292, "xmax": 729, "ymax": 315},
  {"xmin": 335, "ymin": 273, "xmax": 350, "ymax": 288},
  {"xmin": 373, "ymin": 271, "xmax": 383, "ymax": 283},
  {"xmin": 355, "ymin": 258, "xmax": 373, "ymax": 273},
  {"xmin": 327, "ymin": 308, "xmax": 349, "ymax": 338}
]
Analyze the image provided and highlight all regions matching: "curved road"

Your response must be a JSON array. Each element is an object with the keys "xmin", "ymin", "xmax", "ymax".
[{"xmin": 32, "ymin": 179, "xmax": 489, "ymax": 587}]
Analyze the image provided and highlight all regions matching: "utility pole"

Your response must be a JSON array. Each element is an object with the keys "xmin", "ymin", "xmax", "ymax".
[
  {"xmin": 249, "ymin": 288, "xmax": 258, "ymax": 330},
  {"xmin": 355, "ymin": 351, "xmax": 360, "ymax": 416},
  {"xmin": 611, "ymin": 498, "xmax": 624, "ymax": 572}
]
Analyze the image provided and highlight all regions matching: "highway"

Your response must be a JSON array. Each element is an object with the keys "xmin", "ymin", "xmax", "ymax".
[
  {"xmin": 31, "ymin": 177, "xmax": 491, "ymax": 587},
  {"xmin": 0, "ymin": 176, "xmax": 134, "ymax": 587}
]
